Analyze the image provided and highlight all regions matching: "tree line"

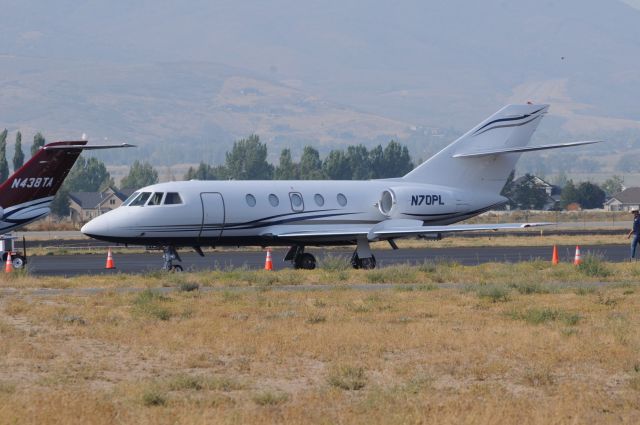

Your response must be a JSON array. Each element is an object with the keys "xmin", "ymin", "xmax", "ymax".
[
  {"xmin": 501, "ymin": 173, "xmax": 623, "ymax": 210},
  {"xmin": 0, "ymin": 129, "xmax": 40, "ymax": 180},
  {"xmin": 0, "ymin": 129, "xmax": 627, "ymax": 216},
  {"xmin": 184, "ymin": 134, "xmax": 414, "ymax": 181}
]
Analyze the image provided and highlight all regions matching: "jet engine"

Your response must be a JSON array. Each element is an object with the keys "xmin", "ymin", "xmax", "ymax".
[
  {"xmin": 0, "ymin": 206, "xmax": 3, "ymax": 220},
  {"xmin": 377, "ymin": 186, "xmax": 459, "ymax": 219}
]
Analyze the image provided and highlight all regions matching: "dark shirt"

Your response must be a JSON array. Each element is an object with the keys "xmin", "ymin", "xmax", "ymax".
[{"xmin": 634, "ymin": 216, "xmax": 640, "ymax": 235}]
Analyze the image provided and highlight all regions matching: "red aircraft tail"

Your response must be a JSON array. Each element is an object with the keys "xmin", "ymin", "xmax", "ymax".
[
  {"xmin": 0, "ymin": 141, "xmax": 86, "ymax": 209},
  {"xmin": 0, "ymin": 140, "xmax": 132, "ymax": 232}
]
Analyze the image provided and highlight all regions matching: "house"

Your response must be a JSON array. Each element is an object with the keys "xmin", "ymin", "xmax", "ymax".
[
  {"xmin": 510, "ymin": 175, "xmax": 561, "ymax": 210},
  {"xmin": 69, "ymin": 187, "xmax": 136, "ymax": 223},
  {"xmin": 604, "ymin": 187, "xmax": 640, "ymax": 212}
]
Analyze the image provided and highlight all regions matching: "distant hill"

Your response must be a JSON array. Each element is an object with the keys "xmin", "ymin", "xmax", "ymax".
[{"xmin": 0, "ymin": 0, "xmax": 639, "ymax": 168}]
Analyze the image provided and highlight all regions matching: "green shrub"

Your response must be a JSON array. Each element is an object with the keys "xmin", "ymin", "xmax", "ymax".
[
  {"xmin": 167, "ymin": 374, "xmax": 204, "ymax": 391},
  {"xmin": 134, "ymin": 289, "xmax": 169, "ymax": 305},
  {"xmin": 365, "ymin": 265, "xmax": 418, "ymax": 284},
  {"xmin": 134, "ymin": 289, "xmax": 172, "ymax": 321},
  {"xmin": 319, "ymin": 254, "xmax": 350, "ymax": 271},
  {"xmin": 577, "ymin": 253, "xmax": 610, "ymax": 277},
  {"xmin": 328, "ymin": 365, "xmax": 367, "ymax": 390},
  {"xmin": 179, "ymin": 282, "xmax": 200, "ymax": 292},
  {"xmin": 142, "ymin": 388, "xmax": 167, "ymax": 406},
  {"xmin": 476, "ymin": 285, "xmax": 510, "ymax": 302},
  {"xmin": 574, "ymin": 286, "xmax": 596, "ymax": 295},
  {"xmin": 510, "ymin": 308, "xmax": 581, "ymax": 326},
  {"xmin": 253, "ymin": 390, "xmax": 289, "ymax": 406},
  {"xmin": 509, "ymin": 282, "xmax": 552, "ymax": 295}
]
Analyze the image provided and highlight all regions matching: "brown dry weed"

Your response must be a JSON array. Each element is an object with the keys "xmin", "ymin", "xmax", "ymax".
[{"xmin": 1, "ymin": 276, "xmax": 640, "ymax": 424}]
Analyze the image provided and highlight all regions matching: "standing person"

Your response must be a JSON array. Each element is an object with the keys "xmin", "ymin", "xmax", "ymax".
[{"xmin": 627, "ymin": 209, "xmax": 640, "ymax": 259}]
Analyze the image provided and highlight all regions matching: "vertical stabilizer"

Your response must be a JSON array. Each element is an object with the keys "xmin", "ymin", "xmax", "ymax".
[{"xmin": 403, "ymin": 104, "xmax": 548, "ymax": 193}]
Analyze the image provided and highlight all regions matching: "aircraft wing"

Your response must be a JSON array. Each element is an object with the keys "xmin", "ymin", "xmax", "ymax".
[{"xmin": 262, "ymin": 219, "xmax": 551, "ymax": 242}]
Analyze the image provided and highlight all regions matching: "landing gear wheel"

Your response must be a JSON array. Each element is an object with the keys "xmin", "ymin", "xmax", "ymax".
[
  {"xmin": 11, "ymin": 255, "xmax": 25, "ymax": 270},
  {"xmin": 351, "ymin": 253, "xmax": 376, "ymax": 270},
  {"xmin": 360, "ymin": 255, "xmax": 376, "ymax": 270},
  {"xmin": 295, "ymin": 253, "xmax": 316, "ymax": 270},
  {"xmin": 170, "ymin": 264, "xmax": 183, "ymax": 272}
]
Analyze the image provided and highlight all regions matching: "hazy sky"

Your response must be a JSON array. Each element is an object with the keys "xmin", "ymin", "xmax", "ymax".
[{"xmin": 0, "ymin": 0, "xmax": 638, "ymax": 165}]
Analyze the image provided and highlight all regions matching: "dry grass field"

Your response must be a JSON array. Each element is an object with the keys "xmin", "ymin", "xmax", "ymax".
[{"xmin": 1, "ymin": 259, "xmax": 640, "ymax": 424}]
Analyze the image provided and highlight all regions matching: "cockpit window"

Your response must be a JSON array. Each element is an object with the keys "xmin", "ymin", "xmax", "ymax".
[
  {"xmin": 164, "ymin": 192, "xmax": 183, "ymax": 205},
  {"xmin": 123, "ymin": 192, "xmax": 140, "ymax": 206},
  {"xmin": 147, "ymin": 192, "xmax": 164, "ymax": 206},
  {"xmin": 129, "ymin": 192, "xmax": 151, "ymax": 206}
]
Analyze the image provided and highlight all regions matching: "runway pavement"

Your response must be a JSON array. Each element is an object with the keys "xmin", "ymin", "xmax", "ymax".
[{"xmin": 25, "ymin": 244, "xmax": 632, "ymax": 276}]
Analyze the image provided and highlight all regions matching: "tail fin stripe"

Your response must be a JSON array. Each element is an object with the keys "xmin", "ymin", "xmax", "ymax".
[
  {"xmin": 472, "ymin": 107, "xmax": 545, "ymax": 135},
  {"xmin": 473, "ymin": 114, "xmax": 541, "ymax": 136}
]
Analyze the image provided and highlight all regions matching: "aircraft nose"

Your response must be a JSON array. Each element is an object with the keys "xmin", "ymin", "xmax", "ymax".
[{"xmin": 81, "ymin": 215, "xmax": 110, "ymax": 237}]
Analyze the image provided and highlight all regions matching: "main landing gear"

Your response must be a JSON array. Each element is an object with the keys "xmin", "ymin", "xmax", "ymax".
[
  {"xmin": 162, "ymin": 246, "xmax": 183, "ymax": 272},
  {"xmin": 351, "ymin": 252, "xmax": 376, "ymax": 269},
  {"xmin": 286, "ymin": 237, "xmax": 378, "ymax": 271},
  {"xmin": 285, "ymin": 245, "xmax": 317, "ymax": 270},
  {"xmin": 350, "ymin": 236, "xmax": 376, "ymax": 269}
]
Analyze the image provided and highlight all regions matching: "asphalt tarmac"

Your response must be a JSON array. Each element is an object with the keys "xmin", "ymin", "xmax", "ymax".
[{"xmin": 25, "ymin": 244, "xmax": 632, "ymax": 276}]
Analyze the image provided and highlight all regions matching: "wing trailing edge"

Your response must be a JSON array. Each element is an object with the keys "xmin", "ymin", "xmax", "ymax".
[{"xmin": 264, "ymin": 220, "xmax": 551, "ymax": 242}]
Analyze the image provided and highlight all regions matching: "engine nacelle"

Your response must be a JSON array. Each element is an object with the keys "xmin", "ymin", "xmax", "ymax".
[
  {"xmin": 377, "ymin": 185, "xmax": 460, "ymax": 219},
  {"xmin": 0, "ymin": 206, "xmax": 3, "ymax": 220}
]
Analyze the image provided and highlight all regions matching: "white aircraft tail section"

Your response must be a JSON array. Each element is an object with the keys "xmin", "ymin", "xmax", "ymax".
[{"xmin": 403, "ymin": 104, "xmax": 548, "ymax": 194}]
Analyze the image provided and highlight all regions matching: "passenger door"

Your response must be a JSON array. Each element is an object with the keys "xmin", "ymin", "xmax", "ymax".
[{"xmin": 199, "ymin": 192, "xmax": 225, "ymax": 240}]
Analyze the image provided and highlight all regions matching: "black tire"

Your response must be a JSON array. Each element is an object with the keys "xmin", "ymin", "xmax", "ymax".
[
  {"xmin": 296, "ymin": 253, "xmax": 316, "ymax": 270},
  {"xmin": 359, "ymin": 256, "xmax": 376, "ymax": 270},
  {"xmin": 351, "ymin": 252, "xmax": 360, "ymax": 269},
  {"xmin": 352, "ymin": 254, "xmax": 376, "ymax": 270},
  {"xmin": 171, "ymin": 264, "xmax": 184, "ymax": 272},
  {"xmin": 11, "ymin": 255, "xmax": 25, "ymax": 270}
]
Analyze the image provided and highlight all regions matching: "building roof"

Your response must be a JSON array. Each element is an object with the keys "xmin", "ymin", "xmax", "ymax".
[
  {"xmin": 512, "ymin": 175, "xmax": 554, "ymax": 187},
  {"xmin": 69, "ymin": 192, "xmax": 108, "ymax": 209},
  {"xmin": 609, "ymin": 187, "xmax": 640, "ymax": 204},
  {"xmin": 69, "ymin": 187, "xmax": 134, "ymax": 209}
]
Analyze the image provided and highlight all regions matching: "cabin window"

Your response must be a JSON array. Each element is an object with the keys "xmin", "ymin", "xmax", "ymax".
[
  {"xmin": 314, "ymin": 193, "xmax": 324, "ymax": 207},
  {"xmin": 290, "ymin": 192, "xmax": 304, "ymax": 211},
  {"xmin": 269, "ymin": 194, "xmax": 279, "ymax": 207},
  {"xmin": 147, "ymin": 192, "xmax": 164, "ymax": 206},
  {"xmin": 129, "ymin": 192, "xmax": 151, "ymax": 206},
  {"xmin": 246, "ymin": 194, "xmax": 257, "ymax": 207},
  {"xmin": 164, "ymin": 193, "xmax": 183, "ymax": 205},
  {"xmin": 123, "ymin": 192, "xmax": 140, "ymax": 206},
  {"xmin": 337, "ymin": 193, "xmax": 347, "ymax": 207}
]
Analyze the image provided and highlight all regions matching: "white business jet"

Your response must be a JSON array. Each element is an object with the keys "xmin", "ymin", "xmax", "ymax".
[{"xmin": 82, "ymin": 104, "xmax": 598, "ymax": 271}]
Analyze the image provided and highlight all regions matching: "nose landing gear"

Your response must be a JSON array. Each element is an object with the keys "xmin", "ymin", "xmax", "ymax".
[{"xmin": 162, "ymin": 246, "xmax": 183, "ymax": 272}]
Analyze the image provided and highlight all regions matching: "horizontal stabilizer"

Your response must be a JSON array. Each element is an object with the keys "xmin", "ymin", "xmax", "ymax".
[
  {"xmin": 43, "ymin": 143, "xmax": 135, "ymax": 150},
  {"xmin": 452, "ymin": 140, "xmax": 601, "ymax": 158}
]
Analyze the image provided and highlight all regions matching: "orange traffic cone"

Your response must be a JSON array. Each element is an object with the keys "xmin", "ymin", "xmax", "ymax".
[
  {"xmin": 105, "ymin": 248, "xmax": 115, "ymax": 269},
  {"xmin": 552, "ymin": 245, "xmax": 559, "ymax": 265},
  {"xmin": 264, "ymin": 248, "xmax": 273, "ymax": 271},
  {"xmin": 5, "ymin": 252, "xmax": 13, "ymax": 273},
  {"xmin": 573, "ymin": 245, "xmax": 582, "ymax": 266}
]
